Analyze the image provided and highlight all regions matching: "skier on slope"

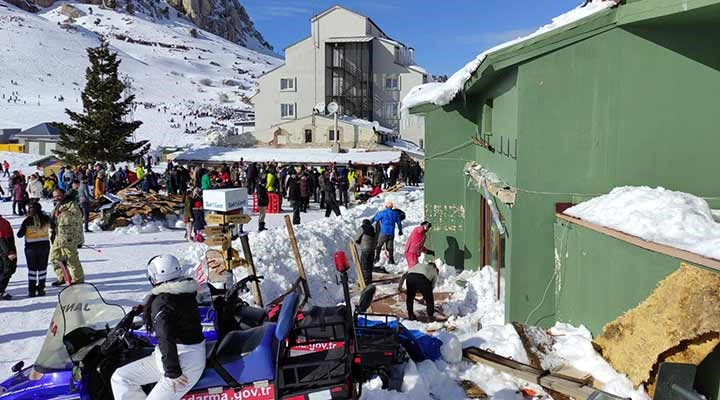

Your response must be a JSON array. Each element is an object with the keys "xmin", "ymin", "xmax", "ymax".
[{"xmin": 111, "ymin": 255, "xmax": 205, "ymax": 399}]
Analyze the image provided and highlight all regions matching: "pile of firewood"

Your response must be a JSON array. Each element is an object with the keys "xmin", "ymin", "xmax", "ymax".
[{"xmin": 90, "ymin": 190, "xmax": 185, "ymax": 230}]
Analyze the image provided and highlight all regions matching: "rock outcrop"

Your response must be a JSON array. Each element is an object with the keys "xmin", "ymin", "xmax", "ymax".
[
  {"xmin": 165, "ymin": 0, "xmax": 272, "ymax": 53},
  {"xmin": 4, "ymin": 0, "xmax": 273, "ymax": 53}
]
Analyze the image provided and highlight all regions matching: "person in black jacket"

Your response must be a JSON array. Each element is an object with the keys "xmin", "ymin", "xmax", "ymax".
[
  {"xmin": 256, "ymin": 178, "xmax": 269, "ymax": 232},
  {"xmin": 324, "ymin": 175, "xmax": 341, "ymax": 218},
  {"xmin": 111, "ymin": 255, "xmax": 205, "ymax": 399},
  {"xmin": 17, "ymin": 203, "xmax": 53, "ymax": 297},
  {"xmin": 246, "ymin": 162, "xmax": 258, "ymax": 194},
  {"xmin": 354, "ymin": 219, "xmax": 376, "ymax": 284},
  {"xmin": 287, "ymin": 173, "xmax": 302, "ymax": 225}
]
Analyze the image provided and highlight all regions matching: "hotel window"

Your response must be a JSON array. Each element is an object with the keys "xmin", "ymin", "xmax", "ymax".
[
  {"xmin": 280, "ymin": 78, "xmax": 295, "ymax": 91},
  {"xmin": 281, "ymin": 103, "xmax": 295, "ymax": 119}
]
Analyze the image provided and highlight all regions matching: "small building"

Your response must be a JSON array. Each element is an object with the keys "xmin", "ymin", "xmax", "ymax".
[
  {"xmin": 257, "ymin": 114, "xmax": 396, "ymax": 149},
  {"xmin": 12, "ymin": 122, "xmax": 62, "ymax": 156},
  {"xmin": 251, "ymin": 5, "xmax": 427, "ymax": 146},
  {"xmin": 0, "ymin": 129, "xmax": 20, "ymax": 144},
  {"xmin": 406, "ymin": 0, "xmax": 720, "ymax": 395},
  {"xmin": 28, "ymin": 155, "xmax": 62, "ymax": 176}
]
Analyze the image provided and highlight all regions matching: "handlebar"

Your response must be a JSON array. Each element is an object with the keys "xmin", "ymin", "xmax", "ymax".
[
  {"xmin": 225, "ymin": 275, "xmax": 264, "ymax": 301},
  {"xmin": 100, "ymin": 304, "xmax": 144, "ymax": 355}
]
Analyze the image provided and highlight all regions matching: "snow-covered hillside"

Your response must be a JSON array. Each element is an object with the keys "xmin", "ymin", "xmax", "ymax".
[{"xmin": 0, "ymin": 0, "xmax": 281, "ymax": 146}]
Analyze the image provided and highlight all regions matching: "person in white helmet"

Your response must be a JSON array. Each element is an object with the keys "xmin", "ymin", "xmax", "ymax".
[{"xmin": 111, "ymin": 255, "xmax": 206, "ymax": 400}]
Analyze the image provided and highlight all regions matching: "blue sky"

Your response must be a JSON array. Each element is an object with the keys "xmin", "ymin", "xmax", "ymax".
[{"xmin": 243, "ymin": 0, "xmax": 585, "ymax": 76}]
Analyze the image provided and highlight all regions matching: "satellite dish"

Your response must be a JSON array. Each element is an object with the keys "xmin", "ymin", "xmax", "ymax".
[
  {"xmin": 313, "ymin": 102, "xmax": 326, "ymax": 114},
  {"xmin": 372, "ymin": 121, "xmax": 380, "ymax": 129},
  {"xmin": 327, "ymin": 102, "xmax": 339, "ymax": 114}
]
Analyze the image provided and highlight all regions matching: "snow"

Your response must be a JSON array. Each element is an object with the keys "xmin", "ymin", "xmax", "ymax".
[
  {"xmin": 338, "ymin": 116, "xmax": 396, "ymax": 135},
  {"xmin": 548, "ymin": 324, "xmax": 649, "ymax": 400},
  {"xmin": 0, "ymin": 152, "xmax": 646, "ymax": 399},
  {"xmin": 401, "ymin": 0, "xmax": 616, "ymax": 112},
  {"xmin": 175, "ymin": 146, "xmax": 403, "ymax": 165},
  {"xmin": 0, "ymin": 1, "xmax": 281, "ymax": 147},
  {"xmin": 384, "ymin": 139, "xmax": 424, "ymax": 158},
  {"xmin": 565, "ymin": 186, "xmax": 720, "ymax": 261},
  {"xmin": 0, "ymin": 151, "xmax": 46, "ymax": 177}
]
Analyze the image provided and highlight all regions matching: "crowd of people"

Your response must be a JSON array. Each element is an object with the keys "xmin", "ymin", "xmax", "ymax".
[
  {"xmin": 0, "ymin": 156, "xmax": 427, "ymax": 305},
  {"xmin": 179, "ymin": 158, "xmax": 423, "ymax": 238}
]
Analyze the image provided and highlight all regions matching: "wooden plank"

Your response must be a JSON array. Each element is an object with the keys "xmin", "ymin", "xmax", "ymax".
[
  {"xmin": 226, "ymin": 214, "xmax": 251, "ymax": 225},
  {"xmin": 239, "ymin": 235, "xmax": 263, "ymax": 307},
  {"xmin": 206, "ymin": 213, "xmax": 225, "ymax": 225},
  {"xmin": 556, "ymin": 213, "xmax": 720, "ymax": 272},
  {"xmin": 348, "ymin": 241, "xmax": 372, "ymax": 313},
  {"xmin": 463, "ymin": 347, "xmax": 623, "ymax": 400},
  {"xmin": 284, "ymin": 215, "xmax": 311, "ymax": 299}
]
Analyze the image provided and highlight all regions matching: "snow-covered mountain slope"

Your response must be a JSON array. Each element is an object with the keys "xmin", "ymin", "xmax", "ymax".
[{"xmin": 0, "ymin": 0, "xmax": 281, "ymax": 147}]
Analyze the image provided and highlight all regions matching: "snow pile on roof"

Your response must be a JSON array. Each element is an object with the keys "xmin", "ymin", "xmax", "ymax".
[
  {"xmin": 565, "ymin": 186, "xmax": 720, "ymax": 260},
  {"xmin": 338, "ymin": 116, "xmax": 395, "ymax": 135},
  {"xmin": 384, "ymin": 138, "xmax": 423, "ymax": 156},
  {"xmin": 176, "ymin": 146, "xmax": 403, "ymax": 165},
  {"xmin": 401, "ymin": 0, "xmax": 615, "ymax": 112}
]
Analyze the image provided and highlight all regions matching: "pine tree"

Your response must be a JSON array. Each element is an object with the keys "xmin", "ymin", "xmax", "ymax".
[{"xmin": 55, "ymin": 40, "xmax": 147, "ymax": 165}]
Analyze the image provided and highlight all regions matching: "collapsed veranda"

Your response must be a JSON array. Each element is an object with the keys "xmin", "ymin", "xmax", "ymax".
[{"xmin": 408, "ymin": 0, "xmax": 720, "ymax": 397}]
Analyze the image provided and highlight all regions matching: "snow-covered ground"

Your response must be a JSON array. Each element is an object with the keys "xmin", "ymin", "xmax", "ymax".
[
  {"xmin": 0, "ymin": 153, "xmax": 648, "ymax": 399},
  {"xmin": 0, "ymin": 0, "xmax": 280, "ymax": 147}
]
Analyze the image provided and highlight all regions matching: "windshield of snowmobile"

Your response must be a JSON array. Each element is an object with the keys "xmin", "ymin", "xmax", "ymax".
[{"xmin": 33, "ymin": 283, "xmax": 125, "ymax": 373}]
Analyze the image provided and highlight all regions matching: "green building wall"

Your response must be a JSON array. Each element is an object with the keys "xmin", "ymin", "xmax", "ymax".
[
  {"xmin": 422, "ymin": 11, "xmax": 720, "ymax": 327},
  {"xmin": 553, "ymin": 219, "xmax": 720, "ymax": 400}
]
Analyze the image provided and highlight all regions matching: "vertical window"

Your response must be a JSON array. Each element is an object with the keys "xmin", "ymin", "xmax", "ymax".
[
  {"xmin": 332, "ymin": 46, "xmax": 344, "ymax": 67},
  {"xmin": 304, "ymin": 129, "xmax": 312, "ymax": 143},
  {"xmin": 384, "ymin": 102, "xmax": 398, "ymax": 119},
  {"xmin": 281, "ymin": 103, "xmax": 295, "ymax": 119},
  {"xmin": 385, "ymin": 76, "xmax": 399, "ymax": 90},
  {"xmin": 394, "ymin": 46, "xmax": 400, "ymax": 63},
  {"xmin": 329, "ymin": 129, "xmax": 339, "ymax": 142},
  {"xmin": 280, "ymin": 78, "xmax": 295, "ymax": 91}
]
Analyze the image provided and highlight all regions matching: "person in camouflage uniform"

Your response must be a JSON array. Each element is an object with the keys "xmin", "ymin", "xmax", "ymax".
[{"xmin": 50, "ymin": 189, "xmax": 85, "ymax": 285}]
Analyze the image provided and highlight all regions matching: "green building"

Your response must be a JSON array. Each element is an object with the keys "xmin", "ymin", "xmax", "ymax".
[{"xmin": 409, "ymin": 0, "xmax": 720, "ymax": 395}]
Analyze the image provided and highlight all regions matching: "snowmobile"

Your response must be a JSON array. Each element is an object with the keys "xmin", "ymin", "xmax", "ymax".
[{"xmin": 0, "ymin": 281, "xmax": 357, "ymax": 400}]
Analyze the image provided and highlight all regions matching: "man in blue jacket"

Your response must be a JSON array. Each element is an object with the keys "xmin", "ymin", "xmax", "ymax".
[{"xmin": 373, "ymin": 200, "xmax": 403, "ymax": 265}]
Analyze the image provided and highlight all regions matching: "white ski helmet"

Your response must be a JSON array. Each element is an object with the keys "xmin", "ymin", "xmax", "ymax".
[{"xmin": 147, "ymin": 255, "xmax": 183, "ymax": 285}]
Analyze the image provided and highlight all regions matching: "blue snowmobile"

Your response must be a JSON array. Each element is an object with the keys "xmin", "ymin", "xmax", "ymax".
[{"xmin": 0, "ymin": 252, "xmax": 436, "ymax": 399}]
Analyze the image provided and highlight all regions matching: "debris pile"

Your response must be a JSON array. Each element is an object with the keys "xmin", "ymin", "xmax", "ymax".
[{"xmin": 90, "ymin": 190, "xmax": 184, "ymax": 230}]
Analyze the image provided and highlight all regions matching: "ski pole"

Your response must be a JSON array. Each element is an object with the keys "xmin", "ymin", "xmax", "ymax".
[{"xmin": 82, "ymin": 244, "xmax": 103, "ymax": 254}]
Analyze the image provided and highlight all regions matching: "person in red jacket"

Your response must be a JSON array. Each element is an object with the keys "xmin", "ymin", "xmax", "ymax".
[
  {"xmin": 404, "ymin": 221, "xmax": 434, "ymax": 268},
  {"xmin": 0, "ymin": 214, "xmax": 18, "ymax": 300}
]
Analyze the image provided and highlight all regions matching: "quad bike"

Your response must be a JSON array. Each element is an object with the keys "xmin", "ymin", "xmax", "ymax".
[{"xmin": 0, "ymin": 252, "xmax": 420, "ymax": 400}]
